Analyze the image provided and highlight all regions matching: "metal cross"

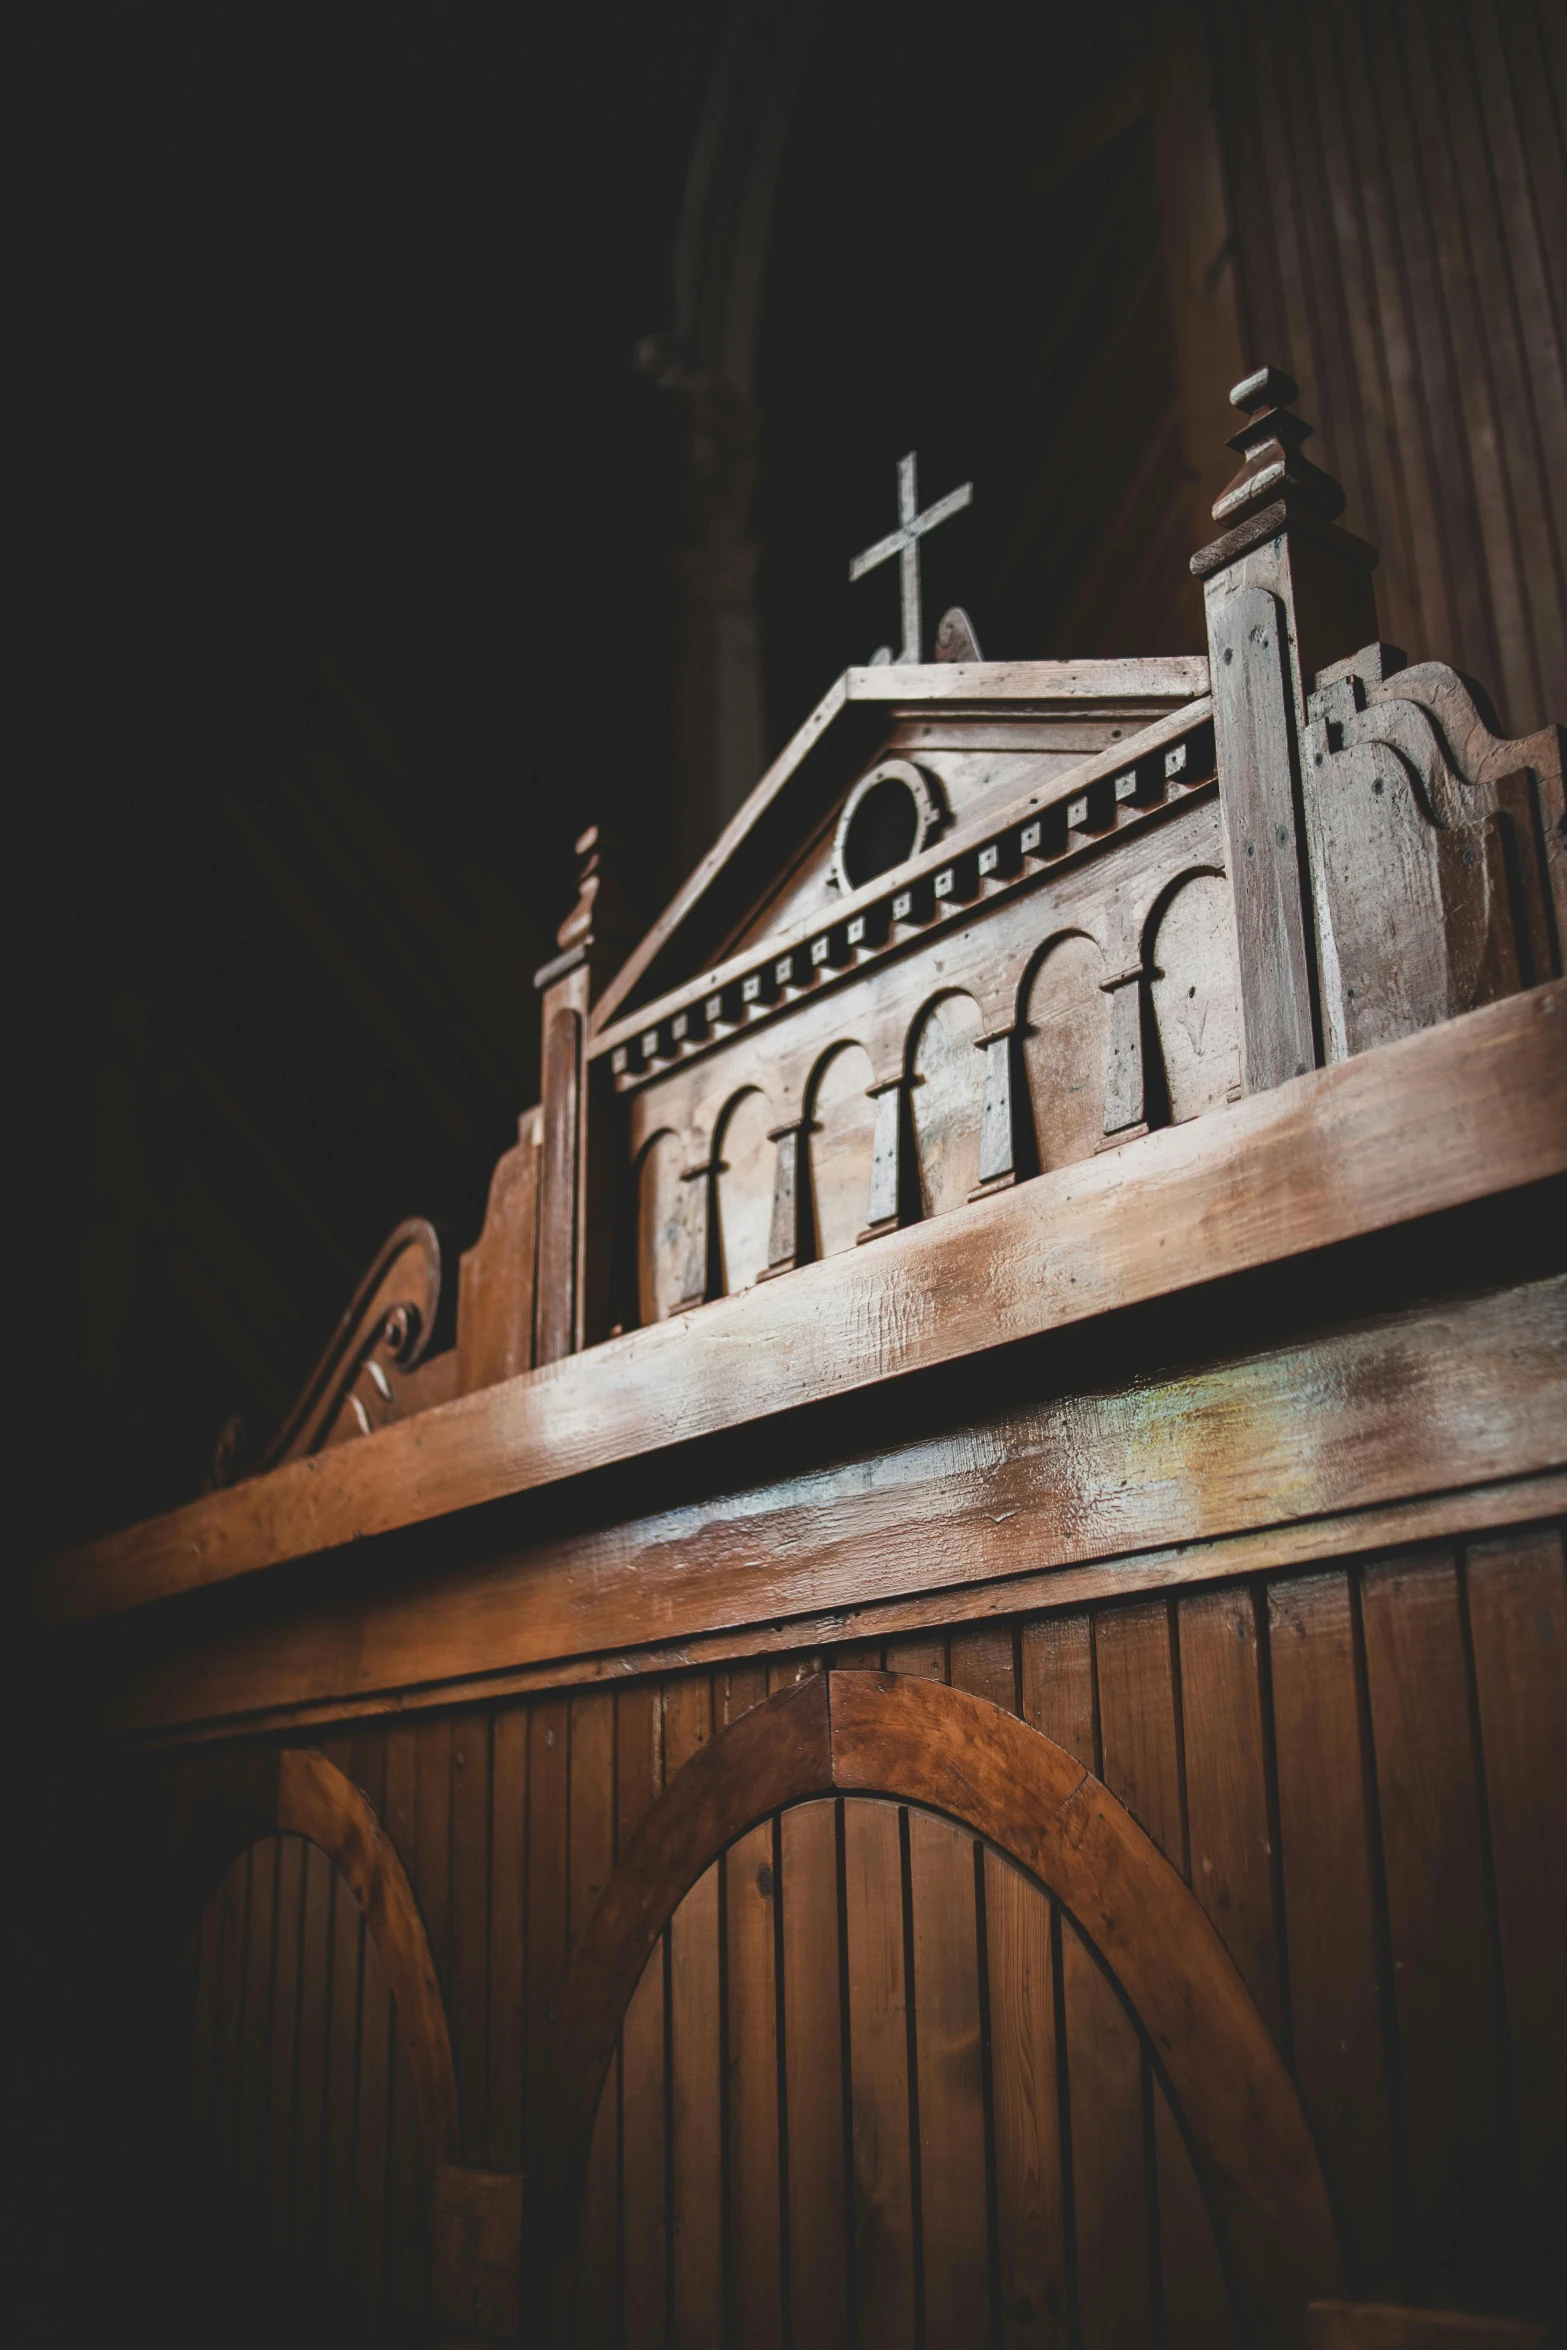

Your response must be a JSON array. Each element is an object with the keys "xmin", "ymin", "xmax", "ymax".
[{"xmin": 849, "ymin": 452, "xmax": 973, "ymax": 664}]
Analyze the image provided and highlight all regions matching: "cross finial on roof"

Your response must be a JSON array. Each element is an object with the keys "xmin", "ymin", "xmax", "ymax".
[{"xmin": 849, "ymin": 452, "xmax": 973, "ymax": 665}]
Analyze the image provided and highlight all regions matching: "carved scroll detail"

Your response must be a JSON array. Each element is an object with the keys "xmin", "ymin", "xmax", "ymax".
[{"xmin": 211, "ymin": 1217, "xmax": 442, "ymax": 1487}]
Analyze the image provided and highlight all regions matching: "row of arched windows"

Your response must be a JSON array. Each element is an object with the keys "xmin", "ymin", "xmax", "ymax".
[{"xmin": 637, "ymin": 869, "xmax": 1241, "ymax": 1323}]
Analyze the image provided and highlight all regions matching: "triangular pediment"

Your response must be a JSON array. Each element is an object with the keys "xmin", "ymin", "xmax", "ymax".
[{"xmin": 590, "ymin": 656, "xmax": 1209, "ymax": 1037}]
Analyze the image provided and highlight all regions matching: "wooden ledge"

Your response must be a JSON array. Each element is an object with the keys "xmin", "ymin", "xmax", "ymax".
[{"xmin": 36, "ymin": 983, "xmax": 1567, "ymax": 1630}]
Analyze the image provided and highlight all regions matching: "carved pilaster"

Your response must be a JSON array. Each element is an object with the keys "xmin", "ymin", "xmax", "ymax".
[
  {"xmin": 969, "ymin": 1028, "xmax": 1028, "ymax": 1199},
  {"xmin": 534, "ymin": 827, "xmax": 636, "ymax": 1363},
  {"xmin": 760, "ymin": 1118, "xmax": 810, "ymax": 1277},
  {"xmin": 860, "ymin": 1076, "xmax": 913, "ymax": 1240},
  {"xmin": 1194, "ymin": 367, "xmax": 1380, "ymax": 1093},
  {"xmin": 676, "ymin": 1157, "xmax": 715, "ymax": 1308},
  {"xmin": 1098, "ymin": 966, "xmax": 1151, "ymax": 1147}
]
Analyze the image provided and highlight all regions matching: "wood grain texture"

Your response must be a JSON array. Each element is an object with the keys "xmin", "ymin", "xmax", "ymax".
[
  {"xmin": 843, "ymin": 1798, "xmax": 917, "ymax": 2350},
  {"xmin": 450, "ymin": 1711, "xmax": 491, "ymax": 2166},
  {"xmin": 827, "ymin": 1672, "xmax": 1342, "ymax": 2343},
  {"xmin": 1062, "ymin": 1917, "xmax": 1152, "ymax": 2350},
  {"xmin": 670, "ymin": 1860, "xmax": 722, "ymax": 2350},
  {"xmin": 1462, "ymin": 1528, "xmax": 1567, "ymax": 2312},
  {"xmin": 1177, "ymin": 1582, "xmax": 1282, "ymax": 2037},
  {"xmin": 985, "ymin": 1851, "xmax": 1066, "ymax": 2350},
  {"xmin": 1360, "ymin": 1556, "xmax": 1503, "ymax": 2308},
  {"xmin": 1212, "ymin": 0, "xmax": 1567, "ymax": 738},
  {"xmin": 907, "ymin": 1807, "xmax": 990, "ymax": 2347},
  {"xmin": 526, "ymin": 1697, "xmax": 570, "ymax": 2160},
  {"xmin": 1095, "ymin": 1598, "xmax": 1186, "ymax": 1870},
  {"xmin": 1023, "ymin": 932, "xmax": 1112, "ymax": 1173},
  {"xmin": 1154, "ymin": 2073, "xmax": 1234, "ymax": 2350},
  {"xmin": 487, "ymin": 1705, "xmax": 528, "ymax": 2175},
  {"xmin": 1268, "ymin": 1570, "xmax": 1394, "ymax": 2292},
  {"xmin": 528, "ymin": 1675, "xmax": 834, "ymax": 2334},
  {"xmin": 725, "ymin": 1819, "xmax": 783, "ymax": 2349},
  {"xmin": 780, "ymin": 1798, "xmax": 850, "ymax": 2350},
  {"xmin": 45, "ymin": 982, "xmax": 1567, "ymax": 1628},
  {"xmin": 112, "ymin": 1279, "xmax": 1567, "ymax": 1736}
]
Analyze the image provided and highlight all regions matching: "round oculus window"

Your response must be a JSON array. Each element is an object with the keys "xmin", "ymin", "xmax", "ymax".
[{"xmin": 833, "ymin": 760, "xmax": 942, "ymax": 894}]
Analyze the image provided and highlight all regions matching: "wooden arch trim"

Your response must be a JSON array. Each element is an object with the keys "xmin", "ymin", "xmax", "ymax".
[
  {"xmin": 178, "ymin": 1745, "xmax": 459, "ymax": 2176},
  {"xmin": 531, "ymin": 1670, "xmax": 1343, "ymax": 2346}
]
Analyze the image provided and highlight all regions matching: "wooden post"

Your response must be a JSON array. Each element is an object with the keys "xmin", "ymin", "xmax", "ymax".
[
  {"xmin": 534, "ymin": 827, "xmax": 633, "ymax": 1364},
  {"xmin": 1193, "ymin": 367, "xmax": 1380, "ymax": 1093}
]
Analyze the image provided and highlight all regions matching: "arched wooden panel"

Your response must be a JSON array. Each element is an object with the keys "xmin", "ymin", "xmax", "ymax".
[
  {"xmin": 535, "ymin": 1673, "xmax": 1342, "ymax": 2347},
  {"xmin": 180, "ymin": 1748, "xmax": 460, "ymax": 2346},
  {"xmin": 1021, "ymin": 932, "xmax": 1111, "ymax": 1172},
  {"xmin": 193, "ymin": 1833, "xmax": 422, "ymax": 2344},
  {"xmin": 808, "ymin": 1041, "xmax": 877, "ymax": 1258},
  {"xmin": 910, "ymin": 992, "xmax": 986, "ymax": 1216},
  {"xmin": 713, "ymin": 1088, "xmax": 775, "ymax": 1294},
  {"xmin": 635, "ymin": 1129, "xmax": 687, "ymax": 1325},
  {"xmin": 1149, "ymin": 871, "xmax": 1242, "ymax": 1122}
]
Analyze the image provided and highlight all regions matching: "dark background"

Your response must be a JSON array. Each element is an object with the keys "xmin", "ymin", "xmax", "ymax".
[{"xmin": 18, "ymin": 0, "xmax": 1174, "ymax": 1561}]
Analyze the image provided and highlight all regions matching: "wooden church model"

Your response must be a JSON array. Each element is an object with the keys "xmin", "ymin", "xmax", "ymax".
[{"xmin": 37, "ymin": 369, "xmax": 1567, "ymax": 2349}]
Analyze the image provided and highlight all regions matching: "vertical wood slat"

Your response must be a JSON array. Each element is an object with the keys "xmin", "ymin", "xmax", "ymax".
[
  {"xmin": 670, "ymin": 1861, "xmax": 723, "ymax": 2350},
  {"xmin": 323, "ymin": 1868, "xmax": 364, "ymax": 2308},
  {"xmin": 1361, "ymin": 1552, "xmax": 1504, "ymax": 2310},
  {"xmin": 1092, "ymin": 1593, "xmax": 1186, "ymax": 2349},
  {"xmin": 781, "ymin": 1797, "xmax": 850, "ymax": 2350},
  {"xmin": 293, "ymin": 1840, "xmax": 334, "ymax": 2278},
  {"xmin": 216, "ymin": 1849, "xmax": 249, "ymax": 2218},
  {"xmin": 489, "ymin": 1704, "xmax": 529, "ymax": 2175},
  {"xmin": 1176, "ymin": 1584, "xmax": 1284, "ymax": 2041},
  {"xmin": 619, "ymin": 1683, "xmax": 666, "ymax": 2350},
  {"xmin": 949, "ymin": 1621, "xmax": 1017, "ymax": 1713},
  {"xmin": 1268, "ymin": 1569, "xmax": 1395, "ymax": 2292},
  {"xmin": 526, "ymin": 1697, "xmax": 570, "ymax": 2157},
  {"xmin": 908, "ymin": 1809, "xmax": 990, "ymax": 2349},
  {"xmin": 382, "ymin": 1728, "xmax": 427, "ymax": 2334},
  {"xmin": 665, "ymin": 1676, "xmax": 720, "ymax": 2350},
  {"xmin": 192, "ymin": 1876, "xmax": 222, "ymax": 2190},
  {"xmin": 843, "ymin": 1799, "xmax": 917, "ymax": 2350},
  {"xmin": 238, "ymin": 1835, "xmax": 278, "ymax": 2228},
  {"xmin": 1212, "ymin": 0, "xmax": 1567, "ymax": 732},
  {"xmin": 573, "ymin": 1693, "xmax": 620, "ymax": 2349},
  {"xmin": 450, "ymin": 1710, "xmax": 491, "ymax": 2168},
  {"xmin": 985, "ymin": 1851, "xmax": 1066, "ymax": 2350},
  {"xmin": 1094, "ymin": 1598, "xmax": 1186, "ymax": 1872},
  {"xmin": 1062, "ymin": 1921, "xmax": 1153, "ymax": 2350},
  {"xmin": 413, "ymin": 1717, "xmax": 453, "ymax": 2013},
  {"xmin": 1153, "ymin": 2076, "xmax": 1234, "ymax": 2349},
  {"xmin": 1464, "ymin": 1528, "xmax": 1567, "ymax": 2311},
  {"xmin": 346, "ymin": 1733, "xmax": 390, "ymax": 2328},
  {"xmin": 1020, "ymin": 1612, "xmax": 1097, "ymax": 1769},
  {"xmin": 726, "ymin": 1818, "xmax": 783, "ymax": 2348},
  {"xmin": 355, "ymin": 1926, "xmax": 392, "ymax": 2327},
  {"xmin": 267, "ymin": 1836, "xmax": 306, "ymax": 2258}
]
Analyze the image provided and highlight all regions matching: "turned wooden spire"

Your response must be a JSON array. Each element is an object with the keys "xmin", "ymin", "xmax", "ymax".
[{"xmin": 1193, "ymin": 366, "xmax": 1371, "ymax": 581}]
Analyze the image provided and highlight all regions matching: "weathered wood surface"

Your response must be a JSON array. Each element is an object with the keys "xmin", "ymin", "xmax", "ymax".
[
  {"xmin": 110, "ymin": 1274, "xmax": 1565, "ymax": 1736},
  {"xmin": 40, "ymin": 982, "xmax": 1567, "ymax": 1631}
]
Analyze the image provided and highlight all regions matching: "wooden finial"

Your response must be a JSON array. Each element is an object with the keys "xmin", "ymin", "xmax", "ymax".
[
  {"xmin": 537, "ymin": 823, "xmax": 636, "ymax": 990},
  {"xmin": 1193, "ymin": 363, "xmax": 1369, "ymax": 581},
  {"xmin": 1210, "ymin": 364, "xmax": 1346, "ymax": 534}
]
